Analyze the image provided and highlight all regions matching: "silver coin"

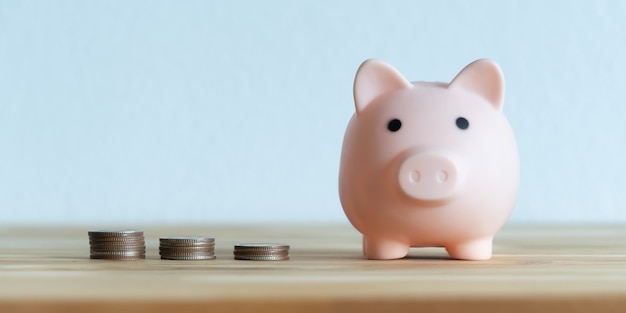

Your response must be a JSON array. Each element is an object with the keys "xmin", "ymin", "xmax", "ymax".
[
  {"xmin": 90, "ymin": 241, "xmax": 146, "ymax": 246},
  {"xmin": 88, "ymin": 229, "xmax": 143, "ymax": 233},
  {"xmin": 234, "ymin": 243, "xmax": 289, "ymax": 251},
  {"xmin": 160, "ymin": 252, "xmax": 214, "ymax": 257},
  {"xmin": 159, "ymin": 236, "xmax": 214, "ymax": 242},
  {"xmin": 159, "ymin": 249, "xmax": 215, "ymax": 254},
  {"xmin": 160, "ymin": 255, "xmax": 216, "ymax": 260},
  {"xmin": 233, "ymin": 250, "xmax": 289, "ymax": 257},
  {"xmin": 89, "ymin": 253, "xmax": 146, "ymax": 259},
  {"xmin": 90, "ymin": 250, "xmax": 145, "ymax": 256},
  {"xmin": 91, "ymin": 250, "xmax": 146, "ymax": 254},
  {"xmin": 88, "ymin": 236, "xmax": 144, "ymax": 240},
  {"xmin": 88, "ymin": 229, "xmax": 144, "ymax": 237},
  {"xmin": 160, "ymin": 243, "xmax": 215, "ymax": 248},
  {"xmin": 89, "ymin": 235, "xmax": 144, "ymax": 241},
  {"xmin": 160, "ymin": 254, "xmax": 216, "ymax": 260},
  {"xmin": 159, "ymin": 251, "xmax": 215, "ymax": 257},
  {"xmin": 159, "ymin": 245, "xmax": 214, "ymax": 249},
  {"xmin": 159, "ymin": 246, "xmax": 214, "ymax": 253},
  {"xmin": 89, "ymin": 241, "xmax": 146, "ymax": 248},
  {"xmin": 89, "ymin": 237, "xmax": 146, "ymax": 243},
  {"xmin": 90, "ymin": 247, "xmax": 145, "ymax": 252},
  {"xmin": 91, "ymin": 249, "xmax": 146, "ymax": 254},
  {"xmin": 90, "ymin": 249, "xmax": 145, "ymax": 254},
  {"xmin": 90, "ymin": 243, "xmax": 146, "ymax": 248},
  {"xmin": 160, "ymin": 243, "xmax": 215, "ymax": 249},
  {"xmin": 89, "ymin": 239, "xmax": 145, "ymax": 244},
  {"xmin": 90, "ymin": 255, "xmax": 145, "ymax": 260},
  {"xmin": 88, "ymin": 235, "xmax": 144, "ymax": 239},
  {"xmin": 234, "ymin": 255, "xmax": 289, "ymax": 261}
]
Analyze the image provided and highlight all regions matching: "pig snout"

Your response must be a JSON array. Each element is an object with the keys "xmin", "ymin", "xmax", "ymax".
[{"xmin": 398, "ymin": 152, "xmax": 462, "ymax": 202}]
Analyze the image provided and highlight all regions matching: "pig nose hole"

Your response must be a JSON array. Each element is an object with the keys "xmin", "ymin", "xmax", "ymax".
[
  {"xmin": 436, "ymin": 170, "xmax": 448, "ymax": 183},
  {"xmin": 409, "ymin": 170, "xmax": 420, "ymax": 183}
]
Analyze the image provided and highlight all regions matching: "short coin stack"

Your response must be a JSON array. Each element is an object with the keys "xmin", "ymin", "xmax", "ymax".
[
  {"xmin": 233, "ymin": 243, "xmax": 290, "ymax": 261},
  {"xmin": 88, "ymin": 229, "xmax": 145, "ymax": 260},
  {"xmin": 159, "ymin": 236, "xmax": 216, "ymax": 260}
]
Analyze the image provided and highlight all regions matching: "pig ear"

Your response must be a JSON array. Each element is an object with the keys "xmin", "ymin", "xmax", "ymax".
[
  {"xmin": 449, "ymin": 59, "xmax": 505, "ymax": 110},
  {"xmin": 353, "ymin": 59, "xmax": 412, "ymax": 115}
]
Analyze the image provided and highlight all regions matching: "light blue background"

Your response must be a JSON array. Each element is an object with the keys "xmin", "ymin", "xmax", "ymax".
[{"xmin": 1, "ymin": 0, "xmax": 625, "ymax": 225}]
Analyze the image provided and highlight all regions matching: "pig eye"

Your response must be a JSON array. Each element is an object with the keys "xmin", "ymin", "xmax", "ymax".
[
  {"xmin": 456, "ymin": 117, "xmax": 469, "ymax": 130},
  {"xmin": 387, "ymin": 119, "xmax": 402, "ymax": 132}
]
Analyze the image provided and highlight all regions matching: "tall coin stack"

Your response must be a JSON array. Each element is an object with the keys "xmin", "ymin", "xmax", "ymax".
[
  {"xmin": 234, "ymin": 243, "xmax": 290, "ymax": 261},
  {"xmin": 88, "ymin": 229, "xmax": 146, "ymax": 260},
  {"xmin": 159, "ymin": 236, "xmax": 216, "ymax": 260}
]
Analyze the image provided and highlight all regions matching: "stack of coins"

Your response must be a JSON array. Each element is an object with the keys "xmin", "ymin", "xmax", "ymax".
[
  {"xmin": 233, "ymin": 243, "xmax": 290, "ymax": 261},
  {"xmin": 159, "ymin": 236, "xmax": 216, "ymax": 260},
  {"xmin": 88, "ymin": 229, "xmax": 145, "ymax": 260}
]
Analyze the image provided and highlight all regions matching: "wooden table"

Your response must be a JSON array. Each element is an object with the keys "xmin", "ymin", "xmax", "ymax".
[{"xmin": 1, "ymin": 224, "xmax": 625, "ymax": 312}]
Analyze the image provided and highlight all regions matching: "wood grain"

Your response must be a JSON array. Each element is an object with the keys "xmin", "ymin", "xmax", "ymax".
[{"xmin": 1, "ymin": 224, "xmax": 626, "ymax": 312}]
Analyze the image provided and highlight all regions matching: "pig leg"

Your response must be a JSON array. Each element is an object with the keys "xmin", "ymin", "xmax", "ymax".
[
  {"xmin": 362, "ymin": 236, "xmax": 367, "ymax": 256},
  {"xmin": 363, "ymin": 236, "xmax": 409, "ymax": 260},
  {"xmin": 445, "ymin": 237, "xmax": 493, "ymax": 260}
]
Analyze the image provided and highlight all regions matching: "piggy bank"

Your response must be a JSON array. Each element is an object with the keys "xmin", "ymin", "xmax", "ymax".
[{"xmin": 338, "ymin": 59, "xmax": 519, "ymax": 260}]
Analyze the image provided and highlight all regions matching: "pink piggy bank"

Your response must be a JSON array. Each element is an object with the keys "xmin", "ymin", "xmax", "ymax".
[{"xmin": 339, "ymin": 59, "xmax": 519, "ymax": 260}]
